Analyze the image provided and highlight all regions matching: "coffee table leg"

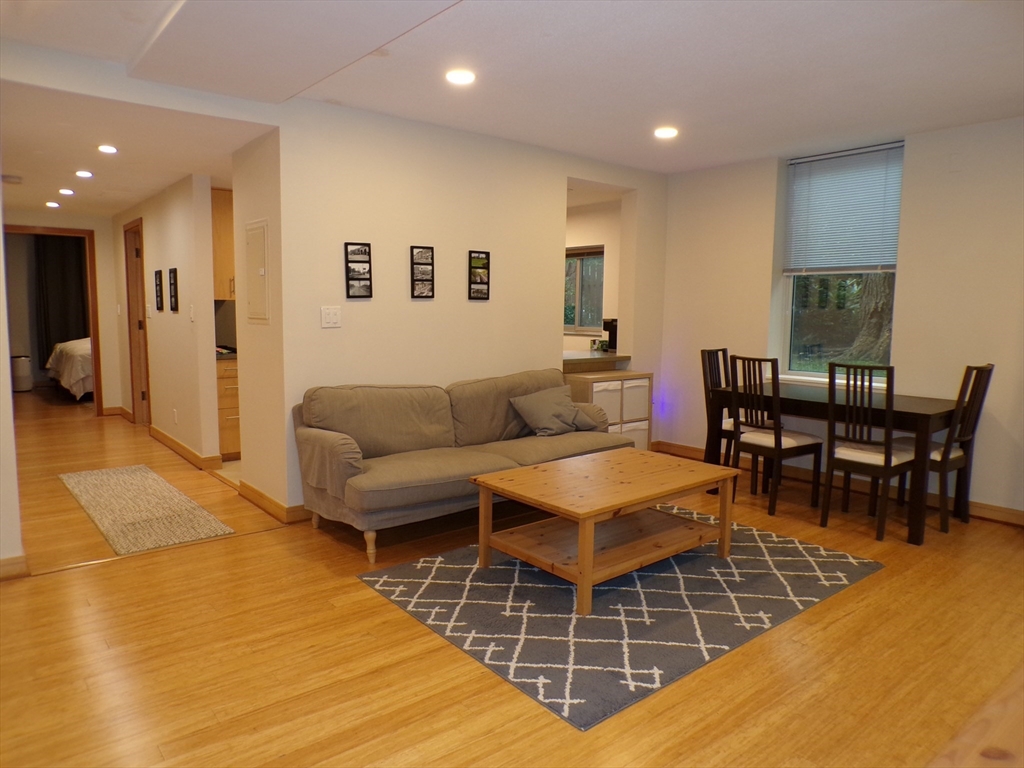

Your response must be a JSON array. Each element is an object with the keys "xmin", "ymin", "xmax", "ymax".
[
  {"xmin": 576, "ymin": 518, "xmax": 596, "ymax": 616},
  {"xmin": 478, "ymin": 488, "xmax": 492, "ymax": 568},
  {"xmin": 717, "ymin": 477, "xmax": 732, "ymax": 558}
]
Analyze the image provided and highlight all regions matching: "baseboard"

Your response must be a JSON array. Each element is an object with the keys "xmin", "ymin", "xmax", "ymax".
[
  {"xmin": 149, "ymin": 426, "xmax": 222, "ymax": 471},
  {"xmin": 102, "ymin": 406, "xmax": 132, "ymax": 419},
  {"xmin": 652, "ymin": 441, "xmax": 1023, "ymax": 528},
  {"xmin": 969, "ymin": 502, "xmax": 1024, "ymax": 528},
  {"xmin": 0, "ymin": 555, "xmax": 30, "ymax": 581},
  {"xmin": 239, "ymin": 481, "xmax": 311, "ymax": 524}
]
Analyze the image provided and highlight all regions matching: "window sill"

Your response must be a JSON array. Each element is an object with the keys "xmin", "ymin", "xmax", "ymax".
[
  {"xmin": 779, "ymin": 373, "xmax": 828, "ymax": 387},
  {"xmin": 563, "ymin": 330, "xmax": 603, "ymax": 338}
]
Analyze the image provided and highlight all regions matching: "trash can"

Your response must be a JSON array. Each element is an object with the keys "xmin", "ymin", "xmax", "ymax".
[{"xmin": 11, "ymin": 356, "xmax": 32, "ymax": 392}]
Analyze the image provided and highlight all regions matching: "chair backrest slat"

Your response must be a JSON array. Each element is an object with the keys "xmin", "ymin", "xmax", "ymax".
[
  {"xmin": 941, "ymin": 364, "xmax": 994, "ymax": 462},
  {"xmin": 730, "ymin": 355, "xmax": 782, "ymax": 439},
  {"xmin": 700, "ymin": 348, "xmax": 730, "ymax": 405},
  {"xmin": 829, "ymin": 362, "xmax": 896, "ymax": 464}
]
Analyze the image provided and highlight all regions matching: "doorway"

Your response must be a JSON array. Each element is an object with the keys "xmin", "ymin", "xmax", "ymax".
[
  {"xmin": 123, "ymin": 219, "xmax": 151, "ymax": 425},
  {"xmin": 3, "ymin": 224, "xmax": 103, "ymax": 414}
]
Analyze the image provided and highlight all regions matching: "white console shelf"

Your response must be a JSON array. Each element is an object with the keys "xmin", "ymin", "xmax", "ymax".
[{"xmin": 565, "ymin": 370, "xmax": 653, "ymax": 450}]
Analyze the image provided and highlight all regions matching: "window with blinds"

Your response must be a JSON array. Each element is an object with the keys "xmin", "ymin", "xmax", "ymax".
[
  {"xmin": 783, "ymin": 143, "xmax": 904, "ymax": 373},
  {"xmin": 564, "ymin": 246, "xmax": 604, "ymax": 332}
]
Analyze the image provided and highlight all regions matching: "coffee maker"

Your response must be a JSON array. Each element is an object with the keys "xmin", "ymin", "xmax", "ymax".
[{"xmin": 603, "ymin": 318, "xmax": 618, "ymax": 352}]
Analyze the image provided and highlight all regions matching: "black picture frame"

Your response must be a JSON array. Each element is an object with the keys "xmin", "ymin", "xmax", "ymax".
[
  {"xmin": 154, "ymin": 270, "xmax": 164, "ymax": 311},
  {"xmin": 345, "ymin": 242, "xmax": 372, "ymax": 299},
  {"xmin": 468, "ymin": 250, "xmax": 489, "ymax": 301},
  {"xmin": 410, "ymin": 246, "xmax": 434, "ymax": 299},
  {"xmin": 168, "ymin": 267, "xmax": 178, "ymax": 312}
]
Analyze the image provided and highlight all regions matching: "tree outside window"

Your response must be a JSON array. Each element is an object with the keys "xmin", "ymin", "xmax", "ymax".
[{"xmin": 565, "ymin": 246, "xmax": 604, "ymax": 332}]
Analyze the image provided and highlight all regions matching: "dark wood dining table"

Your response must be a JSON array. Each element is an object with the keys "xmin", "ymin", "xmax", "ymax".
[{"xmin": 704, "ymin": 382, "xmax": 959, "ymax": 545}]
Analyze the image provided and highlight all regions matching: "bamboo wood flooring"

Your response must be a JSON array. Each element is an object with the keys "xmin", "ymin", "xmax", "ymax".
[
  {"xmin": 10, "ymin": 387, "xmax": 284, "ymax": 574},
  {"xmin": 2, "ymin": 388, "xmax": 1023, "ymax": 767}
]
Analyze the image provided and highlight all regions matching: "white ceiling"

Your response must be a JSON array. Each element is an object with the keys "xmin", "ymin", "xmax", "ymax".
[{"xmin": 1, "ymin": 0, "xmax": 1022, "ymax": 217}]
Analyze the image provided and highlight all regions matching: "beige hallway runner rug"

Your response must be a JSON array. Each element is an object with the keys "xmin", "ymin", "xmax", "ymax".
[{"xmin": 60, "ymin": 465, "xmax": 234, "ymax": 555}]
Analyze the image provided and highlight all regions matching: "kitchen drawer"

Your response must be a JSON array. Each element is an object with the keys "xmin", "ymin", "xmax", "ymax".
[
  {"xmin": 216, "ymin": 358, "xmax": 239, "ymax": 379},
  {"xmin": 217, "ymin": 378, "xmax": 239, "ymax": 408},
  {"xmin": 218, "ymin": 407, "xmax": 241, "ymax": 455}
]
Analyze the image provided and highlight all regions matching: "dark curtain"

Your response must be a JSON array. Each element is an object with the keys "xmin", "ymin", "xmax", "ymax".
[{"xmin": 35, "ymin": 235, "xmax": 88, "ymax": 363}]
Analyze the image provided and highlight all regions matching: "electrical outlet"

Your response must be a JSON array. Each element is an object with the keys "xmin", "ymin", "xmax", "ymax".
[{"xmin": 321, "ymin": 306, "xmax": 341, "ymax": 328}]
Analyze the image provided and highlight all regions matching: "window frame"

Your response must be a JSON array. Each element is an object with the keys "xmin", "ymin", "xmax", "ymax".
[
  {"xmin": 564, "ymin": 245, "xmax": 605, "ymax": 335},
  {"xmin": 779, "ymin": 142, "xmax": 904, "ymax": 379}
]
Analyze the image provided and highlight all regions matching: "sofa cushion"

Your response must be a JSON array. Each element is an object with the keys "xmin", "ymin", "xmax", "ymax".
[
  {"xmin": 446, "ymin": 368, "xmax": 566, "ymax": 447},
  {"xmin": 510, "ymin": 385, "xmax": 597, "ymax": 436},
  {"xmin": 302, "ymin": 385, "xmax": 454, "ymax": 459},
  {"xmin": 471, "ymin": 431, "xmax": 636, "ymax": 466},
  {"xmin": 346, "ymin": 448, "xmax": 518, "ymax": 511}
]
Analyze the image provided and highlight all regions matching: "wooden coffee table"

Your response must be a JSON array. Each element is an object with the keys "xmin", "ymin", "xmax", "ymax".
[{"xmin": 470, "ymin": 448, "xmax": 739, "ymax": 615}]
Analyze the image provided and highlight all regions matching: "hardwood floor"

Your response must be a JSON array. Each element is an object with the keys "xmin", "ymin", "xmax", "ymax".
[
  {"xmin": 10, "ymin": 387, "xmax": 283, "ymax": 574},
  {"xmin": 2, "ymin": 395, "xmax": 1022, "ymax": 767}
]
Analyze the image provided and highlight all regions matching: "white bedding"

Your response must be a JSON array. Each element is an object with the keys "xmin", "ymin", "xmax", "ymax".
[{"xmin": 45, "ymin": 337, "xmax": 93, "ymax": 399}]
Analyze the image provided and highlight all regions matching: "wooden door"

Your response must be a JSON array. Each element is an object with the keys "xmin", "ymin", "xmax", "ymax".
[{"xmin": 123, "ymin": 221, "xmax": 150, "ymax": 425}]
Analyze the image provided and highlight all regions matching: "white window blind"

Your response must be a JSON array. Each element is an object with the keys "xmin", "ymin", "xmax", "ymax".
[{"xmin": 784, "ymin": 143, "xmax": 904, "ymax": 274}]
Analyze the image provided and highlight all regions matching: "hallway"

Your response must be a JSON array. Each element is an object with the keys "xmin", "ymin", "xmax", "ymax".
[{"xmin": 10, "ymin": 387, "xmax": 282, "ymax": 574}]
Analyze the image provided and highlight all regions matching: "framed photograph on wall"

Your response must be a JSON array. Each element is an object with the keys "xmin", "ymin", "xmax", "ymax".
[
  {"xmin": 154, "ymin": 270, "xmax": 164, "ymax": 311},
  {"xmin": 468, "ymin": 250, "xmax": 489, "ymax": 301},
  {"xmin": 345, "ymin": 242, "xmax": 372, "ymax": 299},
  {"xmin": 410, "ymin": 246, "xmax": 434, "ymax": 299},
  {"xmin": 168, "ymin": 267, "xmax": 179, "ymax": 312}
]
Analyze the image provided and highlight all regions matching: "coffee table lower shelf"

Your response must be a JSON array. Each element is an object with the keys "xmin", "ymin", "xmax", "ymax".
[{"xmin": 488, "ymin": 508, "xmax": 721, "ymax": 589}]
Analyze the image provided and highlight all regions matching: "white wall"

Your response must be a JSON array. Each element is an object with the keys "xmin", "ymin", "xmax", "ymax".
[
  {"xmin": 0, "ymin": 202, "xmax": 24, "ymax": 563},
  {"xmin": 113, "ymin": 175, "xmax": 220, "ymax": 457},
  {"xmin": 564, "ymin": 200, "xmax": 622, "ymax": 352},
  {"xmin": 893, "ymin": 117, "xmax": 1024, "ymax": 511},
  {"xmin": 233, "ymin": 129, "xmax": 288, "ymax": 502},
  {"xmin": 660, "ymin": 158, "xmax": 783, "ymax": 448}
]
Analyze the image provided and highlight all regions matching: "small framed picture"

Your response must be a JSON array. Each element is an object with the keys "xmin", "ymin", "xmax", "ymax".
[
  {"xmin": 468, "ymin": 250, "xmax": 489, "ymax": 301},
  {"xmin": 411, "ymin": 246, "xmax": 434, "ymax": 299},
  {"xmin": 168, "ymin": 267, "xmax": 179, "ymax": 312},
  {"xmin": 345, "ymin": 242, "xmax": 372, "ymax": 299},
  {"xmin": 154, "ymin": 270, "xmax": 164, "ymax": 311}
]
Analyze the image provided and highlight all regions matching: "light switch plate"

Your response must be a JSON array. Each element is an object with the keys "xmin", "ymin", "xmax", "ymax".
[{"xmin": 321, "ymin": 306, "xmax": 341, "ymax": 328}]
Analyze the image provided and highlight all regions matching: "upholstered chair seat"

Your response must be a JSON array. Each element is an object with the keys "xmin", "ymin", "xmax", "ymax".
[
  {"xmin": 740, "ymin": 428, "xmax": 821, "ymax": 450},
  {"xmin": 836, "ymin": 440, "xmax": 915, "ymax": 466}
]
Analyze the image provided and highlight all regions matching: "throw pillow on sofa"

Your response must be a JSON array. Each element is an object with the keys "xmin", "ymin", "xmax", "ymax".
[{"xmin": 509, "ymin": 385, "xmax": 597, "ymax": 436}]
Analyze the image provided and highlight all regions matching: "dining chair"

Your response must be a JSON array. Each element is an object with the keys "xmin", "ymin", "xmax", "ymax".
[
  {"xmin": 896, "ymin": 363, "xmax": 994, "ymax": 532},
  {"xmin": 820, "ymin": 363, "xmax": 914, "ymax": 541},
  {"xmin": 729, "ymin": 356, "xmax": 822, "ymax": 516},
  {"xmin": 701, "ymin": 348, "xmax": 734, "ymax": 465}
]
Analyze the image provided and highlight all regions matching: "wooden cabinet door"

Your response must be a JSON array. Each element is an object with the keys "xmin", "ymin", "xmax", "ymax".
[{"xmin": 212, "ymin": 188, "xmax": 235, "ymax": 300}]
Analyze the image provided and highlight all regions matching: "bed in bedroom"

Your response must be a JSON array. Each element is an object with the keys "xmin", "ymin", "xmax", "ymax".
[{"xmin": 45, "ymin": 337, "xmax": 93, "ymax": 399}]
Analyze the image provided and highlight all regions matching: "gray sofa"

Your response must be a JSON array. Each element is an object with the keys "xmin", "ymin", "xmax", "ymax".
[{"xmin": 293, "ymin": 368, "xmax": 635, "ymax": 562}]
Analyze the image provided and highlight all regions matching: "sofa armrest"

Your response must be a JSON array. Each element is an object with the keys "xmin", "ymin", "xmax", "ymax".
[
  {"xmin": 295, "ymin": 426, "xmax": 364, "ymax": 498},
  {"xmin": 575, "ymin": 402, "xmax": 609, "ymax": 432}
]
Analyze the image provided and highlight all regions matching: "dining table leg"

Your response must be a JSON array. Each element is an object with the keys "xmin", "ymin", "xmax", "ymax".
[{"xmin": 907, "ymin": 422, "xmax": 931, "ymax": 545}]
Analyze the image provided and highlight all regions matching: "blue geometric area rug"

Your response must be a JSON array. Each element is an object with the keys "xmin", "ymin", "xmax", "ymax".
[{"xmin": 359, "ymin": 507, "xmax": 882, "ymax": 731}]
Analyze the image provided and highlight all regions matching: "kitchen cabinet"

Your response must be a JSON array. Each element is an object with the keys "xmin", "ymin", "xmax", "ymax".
[
  {"xmin": 216, "ymin": 356, "xmax": 240, "ymax": 459},
  {"xmin": 212, "ymin": 188, "xmax": 235, "ymax": 301},
  {"xmin": 565, "ymin": 371, "xmax": 653, "ymax": 450}
]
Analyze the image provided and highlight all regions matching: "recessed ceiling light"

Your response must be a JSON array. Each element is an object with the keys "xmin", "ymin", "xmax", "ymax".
[
  {"xmin": 76, "ymin": 170, "xmax": 93, "ymax": 178},
  {"xmin": 654, "ymin": 126, "xmax": 679, "ymax": 139},
  {"xmin": 98, "ymin": 145, "xmax": 118, "ymax": 154},
  {"xmin": 46, "ymin": 201, "xmax": 60, "ymax": 208},
  {"xmin": 446, "ymin": 69, "xmax": 475, "ymax": 85},
  {"xmin": 59, "ymin": 188, "xmax": 74, "ymax": 195}
]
